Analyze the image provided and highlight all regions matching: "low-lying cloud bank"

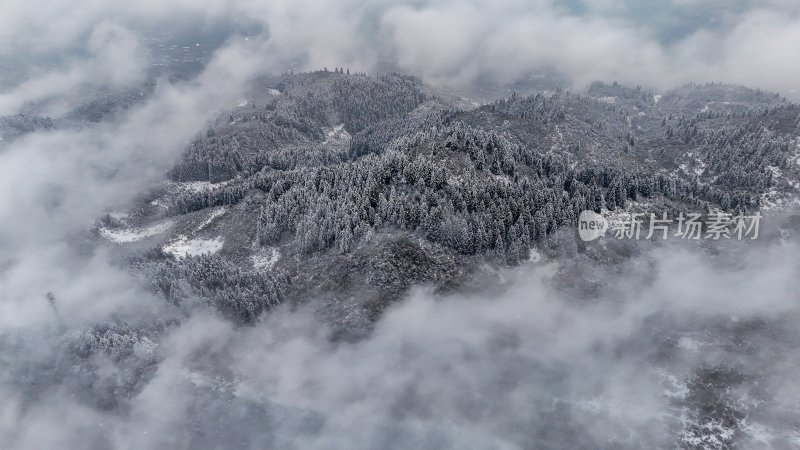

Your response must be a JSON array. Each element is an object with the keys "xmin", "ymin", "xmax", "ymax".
[
  {"xmin": 2, "ymin": 237, "xmax": 800, "ymax": 449},
  {"xmin": 1, "ymin": 1, "xmax": 799, "ymax": 449},
  {"xmin": 0, "ymin": 34, "xmax": 270, "ymax": 329},
  {"xmin": 2, "ymin": 0, "xmax": 800, "ymax": 102}
]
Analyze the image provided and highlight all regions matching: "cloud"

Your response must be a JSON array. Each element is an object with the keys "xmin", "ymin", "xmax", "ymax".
[
  {"xmin": 0, "ymin": 34, "xmax": 269, "ymax": 331},
  {"xmin": 0, "ymin": 22, "xmax": 149, "ymax": 116},
  {"xmin": 133, "ymin": 238, "xmax": 800, "ymax": 448},
  {"xmin": 376, "ymin": 1, "xmax": 800, "ymax": 95},
  {"xmin": 0, "ymin": 1, "xmax": 799, "ymax": 448},
  {"xmin": 4, "ymin": 238, "xmax": 799, "ymax": 449},
  {"xmin": 3, "ymin": 0, "xmax": 800, "ymax": 99},
  {"xmin": 0, "ymin": 32, "xmax": 278, "ymax": 449}
]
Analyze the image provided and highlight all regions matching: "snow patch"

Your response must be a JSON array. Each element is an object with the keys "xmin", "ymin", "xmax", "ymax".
[
  {"xmin": 322, "ymin": 124, "xmax": 351, "ymax": 146},
  {"xmin": 679, "ymin": 162, "xmax": 705, "ymax": 176},
  {"xmin": 678, "ymin": 152, "xmax": 707, "ymax": 176},
  {"xmin": 597, "ymin": 96, "xmax": 616, "ymax": 105},
  {"xmin": 491, "ymin": 173, "xmax": 513, "ymax": 185},
  {"xmin": 163, "ymin": 236, "xmax": 224, "ymax": 259},
  {"xmin": 653, "ymin": 94, "xmax": 662, "ymax": 104},
  {"xmin": 196, "ymin": 207, "xmax": 227, "ymax": 231},
  {"xmin": 251, "ymin": 247, "xmax": 280, "ymax": 270},
  {"xmin": 237, "ymin": 99, "xmax": 248, "ymax": 107},
  {"xmin": 172, "ymin": 180, "xmax": 231, "ymax": 193},
  {"xmin": 100, "ymin": 221, "xmax": 173, "ymax": 243},
  {"xmin": 267, "ymin": 88, "xmax": 281, "ymax": 96}
]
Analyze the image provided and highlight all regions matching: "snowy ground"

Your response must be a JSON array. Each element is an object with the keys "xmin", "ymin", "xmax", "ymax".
[
  {"xmin": 251, "ymin": 247, "xmax": 280, "ymax": 270},
  {"xmin": 163, "ymin": 235, "xmax": 224, "ymax": 258},
  {"xmin": 196, "ymin": 207, "xmax": 227, "ymax": 231},
  {"xmin": 322, "ymin": 124, "xmax": 351, "ymax": 146},
  {"xmin": 100, "ymin": 221, "xmax": 174, "ymax": 243},
  {"xmin": 169, "ymin": 180, "xmax": 232, "ymax": 193},
  {"xmin": 678, "ymin": 151, "xmax": 707, "ymax": 177},
  {"xmin": 322, "ymin": 124, "xmax": 350, "ymax": 145}
]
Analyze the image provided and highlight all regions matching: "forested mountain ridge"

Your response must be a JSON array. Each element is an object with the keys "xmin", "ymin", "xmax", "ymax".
[
  {"xmin": 6, "ymin": 69, "xmax": 800, "ymax": 449},
  {"xmin": 85, "ymin": 70, "xmax": 800, "ymax": 329}
]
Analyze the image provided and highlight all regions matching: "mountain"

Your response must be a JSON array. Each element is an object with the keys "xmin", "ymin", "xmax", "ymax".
[
  {"xmin": 90, "ymin": 70, "xmax": 799, "ymax": 324},
  {"xmin": 5, "ymin": 70, "xmax": 800, "ymax": 448}
]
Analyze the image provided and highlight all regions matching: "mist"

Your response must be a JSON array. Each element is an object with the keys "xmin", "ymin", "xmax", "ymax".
[
  {"xmin": 1, "ymin": 0, "xmax": 799, "ymax": 449},
  {"xmin": 2, "ymin": 1, "xmax": 800, "ymax": 99},
  {"xmin": 2, "ymin": 236, "xmax": 799, "ymax": 448}
]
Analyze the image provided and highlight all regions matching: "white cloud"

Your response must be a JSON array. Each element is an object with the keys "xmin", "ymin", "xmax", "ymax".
[
  {"xmin": 3, "ymin": 0, "xmax": 799, "ymax": 96},
  {"xmin": 5, "ymin": 239, "xmax": 797, "ymax": 449},
  {"xmin": 0, "ymin": 22, "xmax": 149, "ymax": 115},
  {"xmin": 0, "ymin": 36, "xmax": 268, "ymax": 330},
  {"xmin": 0, "ymin": 2, "xmax": 799, "ymax": 448}
]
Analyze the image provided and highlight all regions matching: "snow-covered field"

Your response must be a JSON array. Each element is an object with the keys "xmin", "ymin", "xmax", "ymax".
[
  {"xmin": 163, "ymin": 235, "xmax": 224, "ymax": 258},
  {"xmin": 196, "ymin": 207, "xmax": 227, "ymax": 231},
  {"xmin": 251, "ymin": 247, "xmax": 280, "ymax": 270},
  {"xmin": 169, "ymin": 180, "xmax": 231, "ymax": 193},
  {"xmin": 322, "ymin": 124, "xmax": 351, "ymax": 146},
  {"xmin": 100, "ymin": 221, "xmax": 174, "ymax": 243},
  {"xmin": 678, "ymin": 151, "xmax": 707, "ymax": 177}
]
